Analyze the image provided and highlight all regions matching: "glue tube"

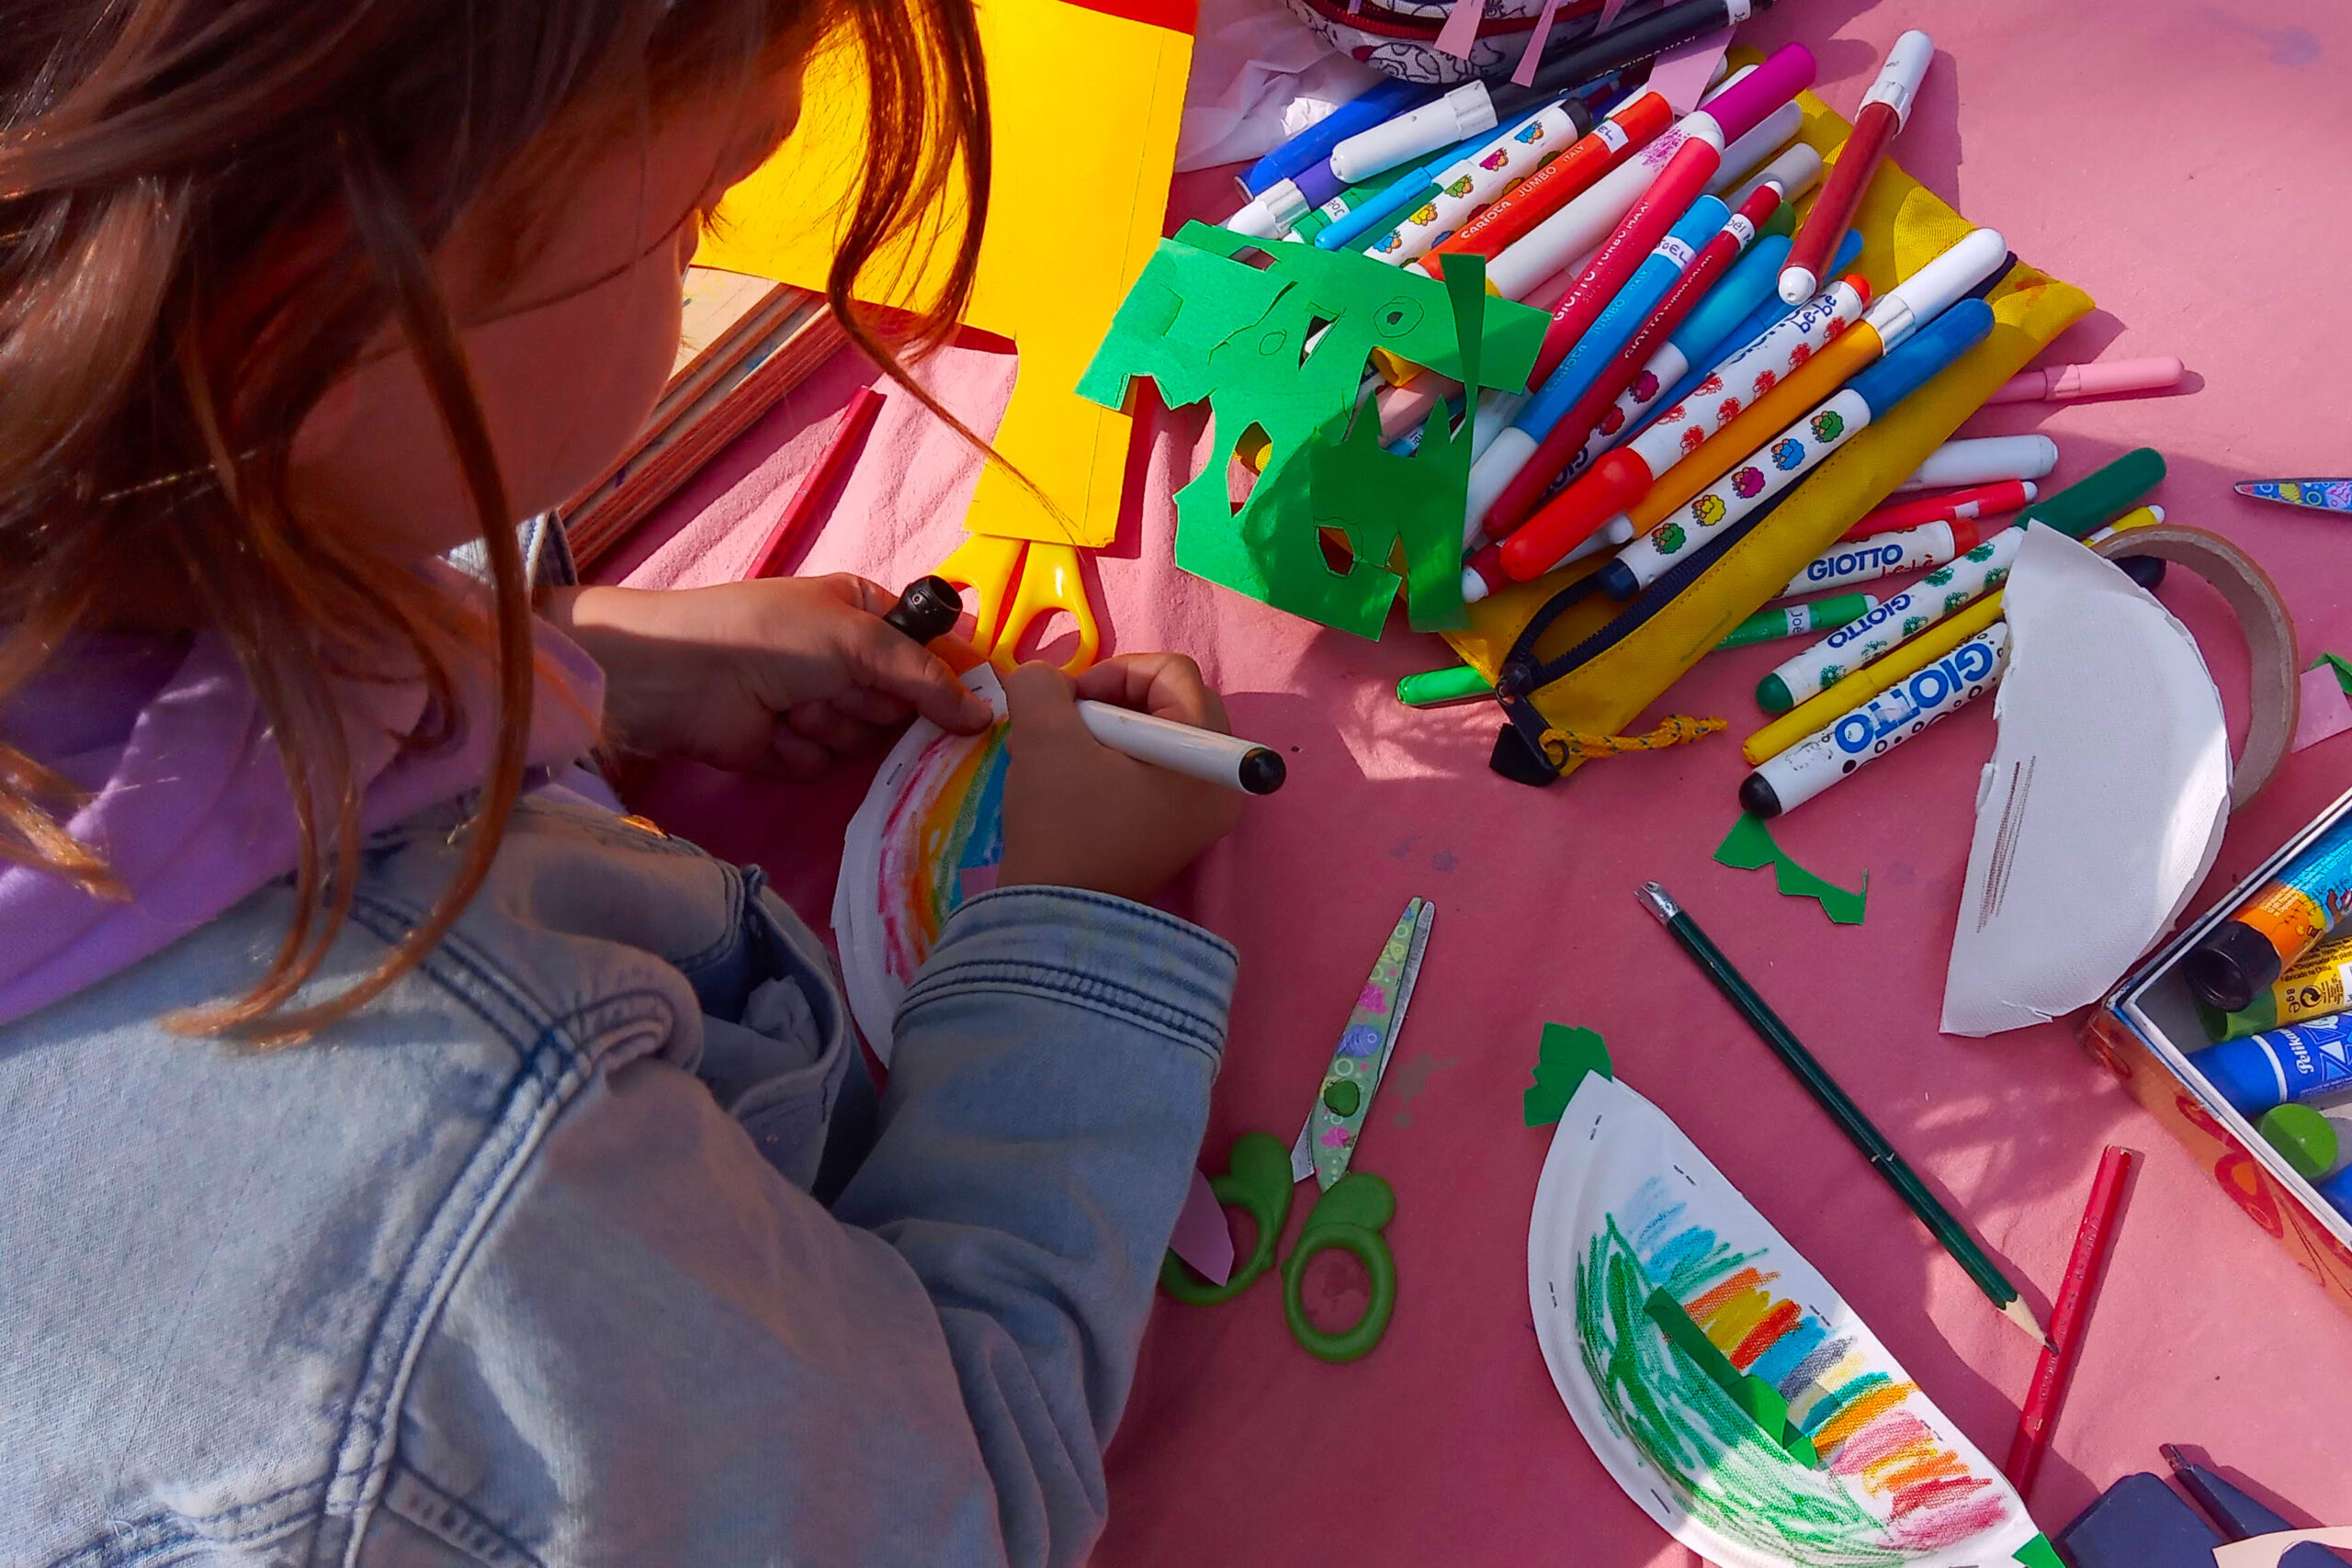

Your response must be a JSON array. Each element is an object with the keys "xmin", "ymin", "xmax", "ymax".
[
  {"xmin": 2256, "ymin": 1103, "xmax": 2352, "ymax": 1220},
  {"xmin": 2186, "ymin": 814, "xmax": 2352, "ymax": 1013},
  {"xmin": 2188, "ymin": 1015, "xmax": 2352, "ymax": 1117},
  {"xmin": 2199, "ymin": 922, "xmax": 2352, "ymax": 1040}
]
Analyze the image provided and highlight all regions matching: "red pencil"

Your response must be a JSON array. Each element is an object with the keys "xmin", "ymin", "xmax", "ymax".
[
  {"xmin": 747, "ymin": 385, "xmax": 885, "ymax": 579},
  {"xmin": 2004, "ymin": 1145, "xmax": 2137, "ymax": 1497}
]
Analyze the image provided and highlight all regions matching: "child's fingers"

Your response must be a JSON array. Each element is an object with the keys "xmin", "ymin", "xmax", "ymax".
[
  {"xmin": 1071, "ymin": 653, "xmax": 1231, "ymax": 732},
  {"xmin": 1001, "ymin": 661, "xmax": 1091, "ymax": 750},
  {"xmin": 841, "ymin": 611, "xmax": 992, "ymax": 734}
]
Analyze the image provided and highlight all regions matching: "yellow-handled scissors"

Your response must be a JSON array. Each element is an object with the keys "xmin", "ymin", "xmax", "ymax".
[{"xmin": 932, "ymin": 534, "xmax": 1102, "ymax": 674}]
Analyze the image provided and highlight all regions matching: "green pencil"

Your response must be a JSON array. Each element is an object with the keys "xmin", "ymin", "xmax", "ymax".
[{"xmin": 1637, "ymin": 881, "xmax": 2051, "ymax": 1349}]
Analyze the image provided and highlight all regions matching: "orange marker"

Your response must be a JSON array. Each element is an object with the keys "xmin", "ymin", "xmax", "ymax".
[{"xmin": 1418, "ymin": 88, "xmax": 1674, "ymax": 275}]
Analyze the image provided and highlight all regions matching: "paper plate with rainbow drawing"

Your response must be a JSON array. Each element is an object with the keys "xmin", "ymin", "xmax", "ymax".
[
  {"xmin": 1529, "ymin": 1070, "xmax": 2046, "ymax": 1568},
  {"xmin": 831, "ymin": 669, "xmax": 1010, "ymax": 1063}
]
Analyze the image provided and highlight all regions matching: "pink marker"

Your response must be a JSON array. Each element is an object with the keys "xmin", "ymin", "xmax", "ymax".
[{"xmin": 1985, "ymin": 355, "xmax": 2184, "ymax": 404}]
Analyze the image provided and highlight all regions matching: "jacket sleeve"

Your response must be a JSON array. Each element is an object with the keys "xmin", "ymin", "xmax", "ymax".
[{"xmin": 365, "ymin": 886, "xmax": 1234, "ymax": 1568}]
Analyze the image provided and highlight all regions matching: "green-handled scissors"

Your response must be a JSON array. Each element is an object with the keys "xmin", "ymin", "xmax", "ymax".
[{"xmin": 1159, "ymin": 898, "xmax": 1432, "ymax": 1362}]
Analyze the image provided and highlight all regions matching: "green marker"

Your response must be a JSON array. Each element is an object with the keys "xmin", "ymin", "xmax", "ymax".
[
  {"xmin": 1396, "ymin": 663, "xmax": 1493, "ymax": 708},
  {"xmin": 1718, "ymin": 592, "xmax": 1879, "ymax": 652},
  {"xmin": 2017, "ymin": 446, "xmax": 2166, "ymax": 538}
]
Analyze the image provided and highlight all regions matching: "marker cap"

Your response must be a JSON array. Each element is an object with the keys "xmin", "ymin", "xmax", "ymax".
[
  {"xmin": 1330, "ymin": 82, "xmax": 1498, "ymax": 184},
  {"xmin": 2259, "ymin": 1103, "xmax": 2340, "ymax": 1179},
  {"xmin": 1898, "ymin": 434, "xmax": 2061, "ymax": 491},
  {"xmin": 1499, "ymin": 455, "xmax": 1648, "ymax": 579},
  {"xmin": 1756, "ymin": 671, "xmax": 1794, "ymax": 714},
  {"xmin": 1695, "ymin": 42, "xmax": 1816, "ymax": 148},
  {"xmin": 1225, "ymin": 179, "xmax": 1307, "ymax": 239},
  {"xmin": 1397, "ymin": 664, "xmax": 1493, "ymax": 707},
  {"xmin": 1863, "ymin": 228, "xmax": 2005, "ymax": 348},
  {"xmin": 1244, "ymin": 75, "xmax": 1430, "ymax": 195},
  {"xmin": 1738, "ymin": 771, "xmax": 1785, "ymax": 818},
  {"xmin": 1844, "ymin": 297, "xmax": 1994, "ymax": 412},
  {"xmin": 2019, "ymin": 446, "xmax": 2167, "ymax": 538},
  {"xmin": 1863, "ymin": 30, "xmax": 1936, "ymax": 129},
  {"xmin": 1724, "ymin": 142, "xmax": 1824, "ymax": 211}
]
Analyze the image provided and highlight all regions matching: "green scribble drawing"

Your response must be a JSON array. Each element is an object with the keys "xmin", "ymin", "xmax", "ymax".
[{"xmin": 1577, "ymin": 1220, "xmax": 1903, "ymax": 1568}]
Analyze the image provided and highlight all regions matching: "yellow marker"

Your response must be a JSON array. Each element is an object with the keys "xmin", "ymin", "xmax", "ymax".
[{"xmin": 1744, "ymin": 591, "xmax": 2005, "ymax": 764}]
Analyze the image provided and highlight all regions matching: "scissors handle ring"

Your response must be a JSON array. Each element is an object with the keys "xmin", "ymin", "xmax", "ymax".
[
  {"xmin": 1159, "ymin": 1132, "xmax": 1291, "ymax": 1306},
  {"xmin": 1281, "ymin": 1171, "xmax": 1397, "ymax": 1363}
]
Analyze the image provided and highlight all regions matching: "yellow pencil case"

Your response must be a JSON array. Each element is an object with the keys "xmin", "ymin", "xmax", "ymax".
[{"xmin": 1442, "ymin": 80, "xmax": 2093, "ymax": 784}]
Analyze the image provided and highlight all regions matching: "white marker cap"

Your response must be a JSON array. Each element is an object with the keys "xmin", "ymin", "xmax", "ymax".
[
  {"xmin": 1864, "ymin": 31, "xmax": 1936, "ymax": 130},
  {"xmin": 1723, "ymin": 141, "xmax": 1825, "ymax": 210},
  {"xmin": 1330, "ymin": 82, "xmax": 1498, "ymax": 185},
  {"xmin": 1462, "ymin": 566, "xmax": 1492, "ymax": 604},
  {"xmin": 1862, "ymin": 226, "xmax": 2005, "ymax": 349},
  {"xmin": 1224, "ymin": 179, "xmax": 1307, "ymax": 239},
  {"xmin": 1707, "ymin": 100, "xmax": 1805, "ymax": 197},
  {"xmin": 1464, "ymin": 426, "xmax": 1537, "ymax": 545},
  {"xmin": 1896, "ymin": 434, "xmax": 2061, "ymax": 491}
]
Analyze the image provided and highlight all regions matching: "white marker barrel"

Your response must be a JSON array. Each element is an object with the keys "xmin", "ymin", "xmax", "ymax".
[
  {"xmin": 1758, "ymin": 526, "xmax": 2023, "ymax": 711},
  {"xmin": 1779, "ymin": 519, "xmax": 1968, "ymax": 597},
  {"xmin": 1740, "ymin": 624, "xmax": 2011, "ymax": 817},
  {"xmin": 1895, "ymin": 434, "xmax": 2060, "ymax": 491}
]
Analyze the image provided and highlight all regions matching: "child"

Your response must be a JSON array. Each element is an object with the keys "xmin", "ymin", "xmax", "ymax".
[{"xmin": 0, "ymin": 2, "xmax": 1242, "ymax": 1562}]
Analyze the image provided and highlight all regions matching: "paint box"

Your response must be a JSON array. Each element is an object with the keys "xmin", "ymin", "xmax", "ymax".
[{"xmin": 2085, "ymin": 784, "xmax": 2352, "ymax": 1316}]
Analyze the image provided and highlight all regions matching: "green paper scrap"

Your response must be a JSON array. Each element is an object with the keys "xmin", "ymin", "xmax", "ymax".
[
  {"xmin": 1523, "ymin": 1022, "xmax": 1611, "ymax": 1127},
  {"xmin": 2310, "ymin": 652, "xmax": 2352, "ymax": 698},
  {"xmin": 1715, "ymin": 813, "xmax": 1869, "ymax": 927},
  {"xmin": 1078, "ymin": 224, "xmax": 1544, "ymax": 640},
  {"xmin": 2010, "ymin": 1536, "xmax": 2065, "ymax": 1568},
  {"xmin": 1644, "ymin": 1288, "xmax": 1821, "ymax": 1467}
]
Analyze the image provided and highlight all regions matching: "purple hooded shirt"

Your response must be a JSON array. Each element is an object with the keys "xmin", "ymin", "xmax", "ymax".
[{"xmin": 0, "ymin": 590, "xmax": 605, "ymax": 1026}]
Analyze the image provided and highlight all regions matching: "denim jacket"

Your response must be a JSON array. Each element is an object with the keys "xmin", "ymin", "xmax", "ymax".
[{"xmin": 0, "ymin": 790, "xmax": 1236, "ymax": 1566}]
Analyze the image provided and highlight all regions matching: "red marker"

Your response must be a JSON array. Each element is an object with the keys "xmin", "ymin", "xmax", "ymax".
[
  {"xmin": 1840, "ymin": 479, "xmax": 2039, "ymax": 541},
  {"xmin": 2004, "ymin": 1145, "xmax": 2137, "ymax": 1496},
  {"xmin": 1780, "ymin": 30, "xmax": 1932, "ymax": 304},
  {"xmin": 747, "ymin": 387, "xmax": 885, "ymax": 579},
  {"xmin": 1482, "ymin": 181, "xmax": 1784, "ymax": 544},
  {"xmin": 1528, "ymin": 136, "xmax": 1722, "ymax": 388},
  {"xmin": 1419, "ymin": 88, "xmax": 1676, "ymax": 274}
]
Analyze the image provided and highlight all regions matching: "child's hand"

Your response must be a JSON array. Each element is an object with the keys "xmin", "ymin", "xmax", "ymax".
[
  {"xmin": 543, "ymin": 578, "xmax": 991, "ymax": 777},
  {"xmin": 996, "ymin": 655, "xmax": 1244, "ymax": 902}
]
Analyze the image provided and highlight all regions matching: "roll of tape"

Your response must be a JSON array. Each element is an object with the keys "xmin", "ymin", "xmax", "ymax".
[{"xmin": 2095, "ymin": 525, "xmax": 2298, "ymax": 807}]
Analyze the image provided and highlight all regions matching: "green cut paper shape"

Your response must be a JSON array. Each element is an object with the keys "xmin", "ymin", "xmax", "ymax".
[
  {"xmin": 1715, "ymin": 813, "xmax": 1868, "ymax": 927},
  {"xmin": 1645, "ymin": 1288, "xmax": 1821, "ymax": 1467},
  {"xmin": 1078, "ymin": 225, "xmax": 1544, "ymax": 639},
  {"xmin": 1523, "ymin": 1021, "xmax": 1611, "ymax": 1127},
  {"xmin": 2011, "ymin": 1535, "xmax": 2064, "ymax": 1568},
  {"xmin": 2310, "ymin": 652, "xmax": 2352, "ymax": 697}
]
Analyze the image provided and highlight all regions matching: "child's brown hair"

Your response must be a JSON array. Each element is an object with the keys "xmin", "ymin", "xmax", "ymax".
[{"xmin": 0, "ymin": 0, "xmax": 989, "ymax": 1039}]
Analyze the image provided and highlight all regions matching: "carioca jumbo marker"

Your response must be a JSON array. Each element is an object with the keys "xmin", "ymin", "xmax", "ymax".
[
  {"xmin": 2188, "ymin": 812, "xmax": 2352, "ymax": 1013},
  {"xmin": 1595, "ymin": 296, "xmax": 1994, "ymax": 600},
  {"xmin": 1501, "ymin": 225, "xmax": 2006, "ymax": 583}
]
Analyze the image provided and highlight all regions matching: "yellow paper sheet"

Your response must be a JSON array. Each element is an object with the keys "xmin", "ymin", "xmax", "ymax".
[{"xmin": 701, "ymin": 0, "xmax": 1192, "ymax": 550}]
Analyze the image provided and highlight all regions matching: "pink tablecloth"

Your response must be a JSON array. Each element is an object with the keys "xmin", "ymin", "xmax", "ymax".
[{"xmin": 605, "ymin": 3, "xmax": 2352, "ymax": 1557}]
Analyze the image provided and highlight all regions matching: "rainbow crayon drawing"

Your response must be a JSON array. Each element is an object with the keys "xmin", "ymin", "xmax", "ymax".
[
  {"xmin": 1531, "ymin": 1066, "xmax": 2050, "ymax": 1568},
  {"xmin": 833, "ymin": 668, "xmax": 1012, "ymax": 1062}
]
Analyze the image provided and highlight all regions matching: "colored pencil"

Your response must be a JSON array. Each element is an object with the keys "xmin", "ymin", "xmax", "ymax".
[
  {"xmin": 2004, "ymin": 1145, "xmax": 2137, "ymax": 1495},
  {"xmin": 1637, "ymin": 882, "xmax": 2052, "ymax": 1348},
  {"xmin": 747, "ymin": 386, "xmax": 884, "ymax": 580}
]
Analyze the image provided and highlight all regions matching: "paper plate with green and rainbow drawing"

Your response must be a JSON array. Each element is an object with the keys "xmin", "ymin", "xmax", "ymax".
[
  {"xmin": 1529, "ymin": 1070, "xmax": 2046, "ymax": 1568},
  {"xmin": 831, "ymin": 668, "xmax": 1010, "ymax": 1064}
]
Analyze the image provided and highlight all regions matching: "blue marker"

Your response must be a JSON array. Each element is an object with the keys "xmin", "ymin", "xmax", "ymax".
[
  {"xmin": 1634, "ymin": 228, "xmax": 1864, "ymax": 443},
  {"xmin": 1242, "ymin": 77, "xmax": 1435, "ymax": 197},
  {"xmin": 1316, "ymin": 104, "xmax": 1554, "ymax": 252},
  {"xmin": 1461, "ymin": 197, "xmax": 1726, "ymax": 528}
]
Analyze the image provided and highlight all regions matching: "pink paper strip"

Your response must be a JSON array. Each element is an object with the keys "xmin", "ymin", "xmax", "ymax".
[
  {"xmin": 1433, "ymin": 0, "xmax": 1486, "ymax": 62},
  {"xmin": 1170, "ymin": 1168, "xmax": 1236, "ymax": 1286},
  {"xmin": 1643, "ymin": 25, "xmax": 1734, "ymax": 115},
  {"xmin": 2293, "ymin": 663, "xmax": 2352, "ymax": 751},
  {"xmin": 1511, "ymin": 0, "xmax": 1566, "ymax": 86}
]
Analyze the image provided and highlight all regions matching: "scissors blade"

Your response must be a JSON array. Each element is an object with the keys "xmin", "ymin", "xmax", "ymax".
[
  {"xmin": 2237, "ymin": 479, "xmax": 2352, "ymax": 514},
  {"xmin": 1295, "ymin": 897, "xmax": 1434, "ymax": 1190}
]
